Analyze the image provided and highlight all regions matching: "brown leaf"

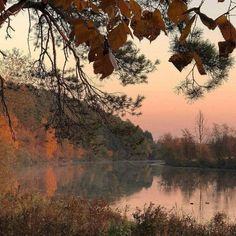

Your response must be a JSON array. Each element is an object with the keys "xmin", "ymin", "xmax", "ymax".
[
  {"xmin": 198, "ymin": 12, "xmax": 216, "ymax": 30},
  {"xmin": 129, "ymin": 0, "xmax": 142, "ymax": 19},
  {"xmin": 0, "ymin": 0, "xmax": 6, "ymax": 11},
  {"xmin": 131, "ymin": 10, "xmax": 165, "ymax": 41},
  {"xmin": 73, "ymin": 21, "xmax": 95, "ymax": 45},
  {"xmin": 88, "ymin": 34, "xmax": 104, "ymax": 62},
  {"xmin": 179, "ymin": 15, "xmax": 196, "ymax": 43},
  {"xmin": 90, "ymin": 3, "xmax": 100, "ymax": 13},
  {"xmin": 118, "ymin": 0, "xmax": 131, "ymax": 18},
  {"xmin": 152, "ymin": 9, "xmax": 166, "ymax": 34},
  {"xmin": 167, "ymin": 0, "xmax": 188, "ymax": 24},
  {"xmin": 100, "ymin": 0, "xmax": 116, "ymax": 11},
  {"xmin": 215, "ymin": 15, "xmax": 236, "ymax": 42},
  {"xmin": 169, "ymin": 52, "xmax": 193, "ymax": 71},
  {"xmin": 193, "ymin": 53, "xmax": 206, "ymax": 75},
  {"xmin": 108, "ymin": 22, "xmax": 131, "ymax": 49},
  {"xmin": 74, "ymin": 0, "xmax": 88, "ymax": 11},
  {"xmin": 218, "ymin": 40, "xmax": 235, "ymax": 57},
  {"xmin": 93, "ymin": 54, "xmax": 114, "ymax": 79},
  {"xmin": 53, "ymin": 0, "xmax": 72, "ymax": 9}
]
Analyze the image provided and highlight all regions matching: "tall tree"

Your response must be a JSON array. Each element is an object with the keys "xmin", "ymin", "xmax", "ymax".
[{"xmin": 195, "ymin": 110, "xmax": 207, "ymax": 145}]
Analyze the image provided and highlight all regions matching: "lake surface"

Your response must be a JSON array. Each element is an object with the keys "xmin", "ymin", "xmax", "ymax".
[{"xmin": 12, "ymin": 161, "xmax": 236, "ymax": 222}]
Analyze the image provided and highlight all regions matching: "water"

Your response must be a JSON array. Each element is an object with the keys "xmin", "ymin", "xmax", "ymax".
[{"xmin": 12, "ymin": 161, "xmax": 236, "ymax": 222}]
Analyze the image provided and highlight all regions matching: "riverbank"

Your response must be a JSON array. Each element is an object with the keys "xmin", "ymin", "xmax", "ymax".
[{"xmin": 0, "ymin": 193, "xmax": 235, "ymax": 236}]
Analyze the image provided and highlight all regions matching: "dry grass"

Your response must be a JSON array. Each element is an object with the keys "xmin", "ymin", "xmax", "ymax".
[{"xmin": 0, "ymin": 194, "xmax": 236, "ymax": 236}]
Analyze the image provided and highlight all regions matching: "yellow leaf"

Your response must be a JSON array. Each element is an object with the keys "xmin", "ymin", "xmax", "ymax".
[
  {"xmin": 179, "ymin": 15, "xmax": 196, "ymax": 43},
  {"xmin": 167, "ymin": 0, "xmax": 188, "ymax": 24}
]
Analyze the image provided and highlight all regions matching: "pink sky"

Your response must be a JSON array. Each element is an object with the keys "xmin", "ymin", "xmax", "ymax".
[{"xmin": 0, "ymin": 1, "xmax": 235, "ymax": 139}]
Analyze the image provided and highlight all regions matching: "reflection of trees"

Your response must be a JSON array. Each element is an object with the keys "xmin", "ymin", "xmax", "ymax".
[
  {"xmin": 57, "ymin": 162, "xmax": 155, "ymax": 202},
  {"xmin": 16, "ymin": 162, "xmax": 236, "ymax": 210},
  {"xmin": 160, "ymin": 167, "xmax": 236, "ymax": 201},
  {"xmin": 16, "ymin": 162, "xmax": 155, "ymax": 202}
]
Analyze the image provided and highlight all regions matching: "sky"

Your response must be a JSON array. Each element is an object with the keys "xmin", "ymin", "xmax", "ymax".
[{"xmin": 0, "ymin": 0, "xmax": 236, "ymax": 140}]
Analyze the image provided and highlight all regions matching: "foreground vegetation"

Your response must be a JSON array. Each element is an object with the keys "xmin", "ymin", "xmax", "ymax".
[{"xmin": 0, "ymin": 193, "xmax": 236, "ymax": 236}]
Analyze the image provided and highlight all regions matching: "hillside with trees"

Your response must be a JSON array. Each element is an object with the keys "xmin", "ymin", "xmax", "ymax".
[{"xmin": 0, "ymin": 82, "xmax": 157, "ymax": 165}]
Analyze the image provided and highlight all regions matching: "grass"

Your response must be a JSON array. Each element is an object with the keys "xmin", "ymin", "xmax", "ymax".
[{"xmin": 0, "ymin": 193, "xmax": 236, "ymax": 236}]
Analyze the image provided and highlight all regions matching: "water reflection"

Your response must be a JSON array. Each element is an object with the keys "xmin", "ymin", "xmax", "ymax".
[{"xmin": 10, "ymin": 162, "xmax": 236, "ymax": 221}]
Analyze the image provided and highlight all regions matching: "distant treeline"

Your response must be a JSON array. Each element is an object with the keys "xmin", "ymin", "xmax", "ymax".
[{"xmin": 156, "ymin": 112, "xmax": 236, "ymax": 169}]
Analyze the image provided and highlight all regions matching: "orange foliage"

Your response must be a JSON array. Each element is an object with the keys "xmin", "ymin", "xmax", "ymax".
[
  {"xmin": 46, "ymin": 128, "xmax": 58, "ymax": 159},
  {"xmin": 0, "ymin": 115, "xmax": 19, "ymax": 149},
  {"xmin": 45, "ymin": 166, "xmax": 57, "ymax": 197}
]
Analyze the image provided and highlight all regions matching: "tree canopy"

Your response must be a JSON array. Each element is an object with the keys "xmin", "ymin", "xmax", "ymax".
[{"xmin": 0, "ymin": 0, "xmax": 235, "ymax": 129}]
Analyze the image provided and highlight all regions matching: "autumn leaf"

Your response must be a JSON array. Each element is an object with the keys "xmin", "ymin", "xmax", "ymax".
[
  {"xmin": 0, "ymin": 0, "xmax": 6, "ymax": 11},
  {"xmin": 53, "ymin": 0, "xmax": 72, "ymax": 9},
  {"xmin": 218, "ymin": 40, "xmax": 235, "ymax": 57},
  {"xmin": 152, "ymin": 9, "xmax": 166, "ymax": 34},
  {"xmin": 169, "ymin": 52, "xmax": 193, "ymax": 71},
  {"xmin": 129, "ymin": 0, "xmax": 142, "ymax": 19},
  {"xmin": 100, "ymin": 0, "xmax": 116, "ymax": 12},
  {"xmin": 88, "ymin": 33, "xmax": 104, "ymax": 62},
  {"xmin": 167, "ymin": 0, "xmax": 188, "ymax": 24},
  {"xmin": 179, "ymin": 15, "xmax": 196, "ymax": 43},
  {"xmin": 89, "ymin": 3, "xmax": 100, "ymax": 13},
  {"xmin": 108, "ymin": 22, "xmax": 131, "ymax": 49},
  {"xmin": 131, "ymin": 10, "xmax": 165, "ymax": 41},
  {"xmin": 73, "ymin": 20, "xmax": 97, "ymax": 46},
  {"xmin": 74, "ymin": 0, "xmax": 88, "ymax": 11},
  {"xmin": 198, "ymin": 12, "xmax": 216, "ymax": 30},
  {"xmin": 93, "ymin": 54, "xmax": 114, "ymax": 79},
  {"xmin": 193, "ymin": 53, "xmax": 206, "ymax": 75},
  {"xmin": 215, "ymin": 15, "xmax": 236, "ymax": 42},
  {"xmin": 118, "ymin": 0, "xmax": 131, "ymax": 18}
]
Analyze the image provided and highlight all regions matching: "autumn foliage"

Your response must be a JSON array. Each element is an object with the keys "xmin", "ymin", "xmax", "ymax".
[{"xmin": 0, "ymin": 0, "xmax": 234, "ymax": 80}]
